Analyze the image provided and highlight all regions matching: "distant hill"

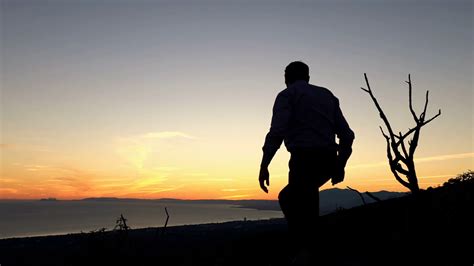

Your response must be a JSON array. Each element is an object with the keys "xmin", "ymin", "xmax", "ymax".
[
  {"xmin": 319, "ymin": 188, "xmax": 405, "ymax": 214},
  {"xmin": 80, "ymin": 188, "xmax": 404, "ymax": 215}
]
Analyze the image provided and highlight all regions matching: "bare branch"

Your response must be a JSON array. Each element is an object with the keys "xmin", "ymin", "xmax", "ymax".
[
  {"xmin": 395, "ymin": 163, "xmax": 410, "ymax": 176},
  {"xmin": 380, "ymin": 126, "xmax": 389, "ymax": 139},
  {"xmin": 399, "ymin": 132, "xmax": 409, "ymax": 158},
  {"xmin": 163, "ymin": 207, "xmax": 170, "ymax": 235},
  {"xmin": 363, "ymin": 73, "xmax": 397, "ymax": 142},
  {"xmin": 409, "ymin": 109, "xmax": 441, "ymax": 157},
  {"xmin": 347, "ymin": 186, "xmax": 366, "ymax": 205},
  {"xmin": 407, "ymin": 74, "xmax": 419, "ymax": 122},
  {"xmin": 158, "ymin": 207, "xmax": 170, "ymax": 238},
  {"xmin": 421, "ymin": 90, "xmax": 430, "ymax": 121},
  {"xmin": 396, "ymin": 109, "xmax": 441, "ymax": 147},
  {"xmin": 390, "ymin": 162, "xmax": 411, "ymax": 189},
  {"xmin": 365, "ymin": 191, "xmax": 381, "ymax": 202},
  {"xmin": 382, "ymin": 132, "xmax": 410, "ymax": 189}
]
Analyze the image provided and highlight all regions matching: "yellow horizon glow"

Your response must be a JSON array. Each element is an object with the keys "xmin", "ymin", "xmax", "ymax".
[{"xmin": 1, "ymin": 130, "xmax": 472, "ymax": 200}]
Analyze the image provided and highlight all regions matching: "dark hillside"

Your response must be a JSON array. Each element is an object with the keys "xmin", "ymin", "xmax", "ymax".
[{"xmin": 1, "ymin": 178, "xmax": 472, "ymax": 266}]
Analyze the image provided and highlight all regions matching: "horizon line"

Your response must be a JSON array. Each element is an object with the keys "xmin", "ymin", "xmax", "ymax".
[{"xmin": 0, "ymin": 187, "xmax": 407, "ymax": 201}]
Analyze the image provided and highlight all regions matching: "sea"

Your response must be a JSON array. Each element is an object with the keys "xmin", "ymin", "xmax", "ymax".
[{"xmin": 0, "ymin": 199, "xmax": 283, "ymax": 239}]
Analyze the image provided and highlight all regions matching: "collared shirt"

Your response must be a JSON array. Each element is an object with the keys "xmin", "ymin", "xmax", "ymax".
[{"xmin": 262, "ymin": 80, "xmax": 354, "ymax": 155}]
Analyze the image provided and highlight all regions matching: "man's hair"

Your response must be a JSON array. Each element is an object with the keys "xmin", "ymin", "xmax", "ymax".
[{"xmin": 285, "ymin": 61, "xmax": 309, "ymax": 83}]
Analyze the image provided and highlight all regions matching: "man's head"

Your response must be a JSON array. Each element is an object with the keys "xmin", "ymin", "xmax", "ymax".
[{"xmin": 285, "ymin": 61, "xmax": 310, "ymax": 86}]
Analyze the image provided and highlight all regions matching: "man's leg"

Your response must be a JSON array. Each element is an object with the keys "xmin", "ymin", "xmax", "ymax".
[
  {"xmin": 279, "ymin": 149, "xmax": 336, "ymax": 248},
  {"xmin": 278, "ymin": 151, "xmax": 320, "ymax": 249}
]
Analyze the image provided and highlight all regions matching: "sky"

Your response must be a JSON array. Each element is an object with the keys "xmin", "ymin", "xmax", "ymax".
[{"xmin": 1, "ymin": 0, "xmax": 472, "ymax": 200}]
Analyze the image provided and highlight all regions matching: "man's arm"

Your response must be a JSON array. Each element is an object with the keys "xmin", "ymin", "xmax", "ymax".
[
  {"xmin": 332, "ymin": 97, "xmax": 355, "ymax": 185},
  {"xmin": 259, "ymin": 91, "xmax": 291, "ymax": 193}
]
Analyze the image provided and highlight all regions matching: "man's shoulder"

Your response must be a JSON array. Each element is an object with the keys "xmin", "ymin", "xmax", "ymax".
[
  {"xmin": 278, "ymin": 83, "xmax": 338, "ymax": 101},
  {"xmin": 276, "ymin": 87, "xmax": 291, "ymax": 98},
  {"xmin": 305, "ymin": 84, "xmax": 338, "ymax": 102},
  {"xmin": 309, "ymin": 84, "xmax": 335, "ymax": 96}
]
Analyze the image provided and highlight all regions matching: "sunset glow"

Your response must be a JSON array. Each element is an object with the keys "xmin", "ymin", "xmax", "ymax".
[{"xmin": 1, "ymin": 1, "xmax": 472, "ymax": 200}]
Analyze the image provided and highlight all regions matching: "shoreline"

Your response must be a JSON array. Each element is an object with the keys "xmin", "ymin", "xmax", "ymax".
[{"xmin": 0, "ymin": 216, "xmax": 285, "ymax": 241}]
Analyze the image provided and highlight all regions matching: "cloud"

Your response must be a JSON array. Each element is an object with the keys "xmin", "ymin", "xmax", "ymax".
[
  {"xmin": 418, "ymin": 174, "xmax": 456, "ymax": 179},
  {"xmin": 116, "ymin": 131, "xmax": 196, "ymax": 170},
  {"xmin": 221, "ymin": 188, "xmax": 253, "ymax": 192},
  {"xmin": 141, "ymin": 131, "xmax": 196, "ymax": 140},
  {"xmin": 0, "ymin": 178, "xmax": 18, "ymax": 184},
  {"xmin": 20, "ymin": 164, "xmax": 83, "ymax": 176},
  {"xmin": 187, "ymin": 173, "xmax": 209, "ymax": 177},
  {"xmin": 152, "ymin": 166, "xmax": 179, "ymax": 172},
  {"xmin": 45, "ymin": 176, "xmax": 92, "ymax": 192},
  {"xmin": 136, "ymin": 186, "xmax": 183, "ymax": 194},
  {"xmin": 129, "ymin": 175, "xmax": 169, "ymax": 190},
  {"xmin": 0, "ymin": 143, "xmax": 10, "ymax": 149},
  {"xmin": 0, "ymin": 143, "xmax": 51, "ymax": 152},
  {"xmin": 414, "ymin": 153, "xmax": 474, "ymax": 163},
  {"xmin": 219, "ymin": 194, "xmax": 252, "ymax": 199},
  {"xmin": 348, "ymin": 152, "xmax": 474, "ymax": 169},
  {"xmin": 201, "ymin": 178, "xmax": 233, "ymax": 182},
  {"xmin": 0, "ymin": 188, "xmax": 18, "ymax": 194}
]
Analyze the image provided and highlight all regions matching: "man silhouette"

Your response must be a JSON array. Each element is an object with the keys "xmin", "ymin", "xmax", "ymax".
[{"xmin": 259, "ymin": 61, "xmax": 354, "ymax": 262}]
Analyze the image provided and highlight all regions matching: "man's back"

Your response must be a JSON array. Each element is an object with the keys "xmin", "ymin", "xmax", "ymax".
[
  {"xmin": 263, "ymin": 80, "xmax": 354, "ymax": 155},
  {"xmin": 282, "ymin": 80, "xmax": 342, "ymax": 152}
]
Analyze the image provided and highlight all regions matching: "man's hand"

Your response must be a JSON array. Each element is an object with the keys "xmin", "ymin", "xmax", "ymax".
[
  {"xmin": 259, "ymin": 167, "xmax": 270, "ymax": 193},
  {"xmin": 331, "ymin": 167, "xmax": 345, "ymax": 185}
]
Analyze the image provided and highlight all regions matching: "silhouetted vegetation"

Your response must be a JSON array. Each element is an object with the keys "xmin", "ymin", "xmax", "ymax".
[
  {"xmin": 347, "ymin": 186, "xmax": 366, "ymax": 205},
  {"xmin": 114, "ymin": 214, "xmax": 131, "ymax": 232},
  {"xmin": 443, "ymin": 170, "xmax": 473, "ymax": 186},
  {"xmin": 154, "ymin": 207, "xmax": 171, "ymax": 239},
  {"xmin": 362, "ymin": 73, "xmax": 441, "ymax": 193}
]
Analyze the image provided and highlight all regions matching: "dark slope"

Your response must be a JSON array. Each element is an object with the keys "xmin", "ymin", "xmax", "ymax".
[{"xmin": 0, "ymin": 182, "xmax": 471, "ymax": 266}]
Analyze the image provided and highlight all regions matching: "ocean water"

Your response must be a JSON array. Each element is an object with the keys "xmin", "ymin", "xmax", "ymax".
[{"xmin": 0, "ymin": 200, "xmax": 283, "ymax": 239}]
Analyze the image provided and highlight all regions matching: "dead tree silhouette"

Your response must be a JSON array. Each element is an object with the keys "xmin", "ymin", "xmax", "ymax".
[
  {"xmin": 114, "ymin": 214, "xmax": 131, "ymax": 232},
  {"xmin": 347, "ymin": 186, "xmax": 366, "ymax": 205},
  {"xmin": 155, "ymin": 207, "xmax": 170, "ymax": 239},
  {"xmin": 361, "ymin": 73, "xmax": 441, "ymax": 194}
]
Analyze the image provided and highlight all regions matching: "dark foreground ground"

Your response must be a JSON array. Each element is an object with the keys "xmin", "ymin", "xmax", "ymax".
[{"xmin": 1, "ymin": 180, "xmax": 473, "ymax": 266}]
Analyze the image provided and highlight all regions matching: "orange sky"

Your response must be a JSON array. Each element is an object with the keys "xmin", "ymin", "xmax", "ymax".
[{"xmin": 1, "ymin": 129, "xmax": 472, "ymax": 199}]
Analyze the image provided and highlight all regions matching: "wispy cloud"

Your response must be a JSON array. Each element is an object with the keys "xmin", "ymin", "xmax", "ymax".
[
  {"xmin": 201, "ymin": 178, "xmax": 233, "ymax": 182},
  {"xmin": 21, "ymin": 164, "xmax": 83, "ymax": 175},
  {"xmin": 141, "ymin": 131, "xmax": 196, "ymax": 140},
  {"xmin": 348, "ymin": 152, "xmax": 474, "ymax": 169},
  {"xmin": 415, "ymin": 153, "xmax": 473, "ymax": 163},
  {"xmin": 152, "ymin": 166, "xmax": 179, "ymax": 172},
  {"xmin": 0, "ymin": 178, "xmax": 19, "ymax": 184},
  {"xmin": 45, "ymin": 176, "xmax": 92, "ymax": 192},
  {"xmin": 0, "ymin": 143, "xmax": 51, "ymax": 153},
  {"xmin": 418, "ymin": 174, "xmax": 456, "ymax": 179},
  {"xmin": 0, "ymin": 143, "xmax": 10, "ymax": 149},
  {"xmin": 136, "ymin": 185, "xmax": 183, "ymax": 194},
  {"xmin": 0, "ymin": 188, "xmax": 18, "ymax": 194},
  {"xmin": 220, "ymin": 194, "xmax": 252, "ymax": 199},
  {"xmin": 115, "ymin": 130, "xmax": 196, "ymax": 170},
  {"xmin": 221, "ymin": 188, "xmax": 253, "ymax": 192},
  {"xmin": 187, "ymin": 173, "xmax": 209, "ymax": 177}
]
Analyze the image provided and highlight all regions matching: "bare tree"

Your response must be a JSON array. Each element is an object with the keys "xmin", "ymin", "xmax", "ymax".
[
  {"xmin": 347, "ymin": 186, "xmax": 367, "ymax": 205},
  {"xmin": 361, "ymin": 73, "xmax": 441, "ymax": 194},
  {"xmin": 114, "ymin": 214, "xmax": 131, "ymax": 231}
]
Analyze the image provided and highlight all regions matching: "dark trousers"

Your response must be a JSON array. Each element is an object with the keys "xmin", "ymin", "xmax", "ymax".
[{"xmin": 278, "ymin": 148, "xmax": 336, "ymax": 249}]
